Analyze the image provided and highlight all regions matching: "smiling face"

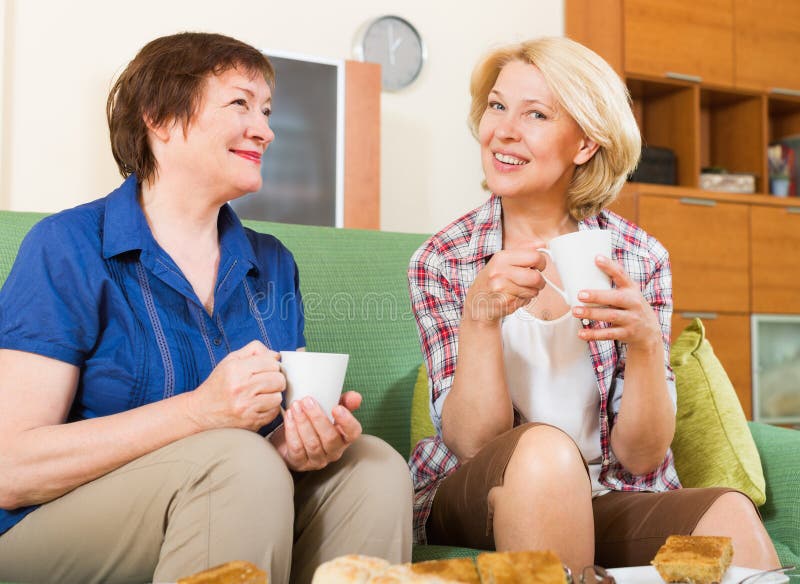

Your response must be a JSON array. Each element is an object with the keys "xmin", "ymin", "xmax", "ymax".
[
  {"xmin": 152, "ymin": 66, "xmax": 274, "ymax": 201},
  {"xmin": 478, "ymin": 60, "xmax": 596, "ymax": 202}
]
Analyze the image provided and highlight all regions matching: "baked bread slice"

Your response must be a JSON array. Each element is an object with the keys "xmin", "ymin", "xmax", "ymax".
[
  {"xmin": 410, "ymin": 558, "xmax": 481, "ymax": 583},
  {"xmin": 477, "ymin": 550, "xmax": 567, "ymax": 584},
  {"xmin": 652, "ymin": 535, "xmax": 734, "ymax": 584},
  {"xmin": 177, "ymin": 560, "xmax": 266, "ymax": 584},
  {"xmin": 312, "ymin": 555, "xmax": 391, "ymax": 583},
  {"xmin": 368, "ymin": 563, "xmax": 467, "ymax": 583}
]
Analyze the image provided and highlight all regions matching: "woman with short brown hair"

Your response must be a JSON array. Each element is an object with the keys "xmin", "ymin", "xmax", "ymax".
[{"xmin": 0, "ymin": 32, "xmax": 411, "ymax": 584}]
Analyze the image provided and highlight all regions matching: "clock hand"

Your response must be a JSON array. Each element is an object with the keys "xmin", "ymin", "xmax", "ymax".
[{"xmin": 387, "ymin": 23, "xmax": 403, "ymax": 66}]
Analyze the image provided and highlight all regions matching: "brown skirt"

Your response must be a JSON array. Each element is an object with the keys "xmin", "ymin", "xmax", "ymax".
[{"xmin": 427, "ymin": 423, "xmax": 747, "ymax": 567}]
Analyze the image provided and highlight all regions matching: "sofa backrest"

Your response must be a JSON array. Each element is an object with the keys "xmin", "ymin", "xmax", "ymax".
[{"xmin": 0, "ymin": 211, "xmax": 429, "ymax": 458}]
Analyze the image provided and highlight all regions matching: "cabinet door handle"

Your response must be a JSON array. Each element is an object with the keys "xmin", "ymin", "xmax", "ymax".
[
  {"xmin": 665, "ymin": 72, "xmax": 703, "ymax": 83},
  {"xmin": 788, "ymin": 207, "xmax": 800, "ymax": 215},
  {"xmin": 679, "ymin": 197, "xmax": 716, "ymax": 207},
  {"xmin": 771, "ymin": 87, "xmax": 800, "ymax": 98},
  {"xmin": 680, "ymin": 312, "xmax": 719, "ymax": 320}
]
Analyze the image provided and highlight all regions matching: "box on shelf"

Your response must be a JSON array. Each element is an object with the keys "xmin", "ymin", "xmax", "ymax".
[
  {"xmin": 629, "ymin": 146, "xmax": 677, "ymax": 186},
  {"xmin": 699, "ymin": 172, "xmax": 757, "ymax": 194}
]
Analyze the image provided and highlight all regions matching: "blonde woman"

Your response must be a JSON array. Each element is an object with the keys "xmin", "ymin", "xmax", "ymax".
[{"xmin": 408, "ymin": 37, "xmax": 778, "ymax": 574}]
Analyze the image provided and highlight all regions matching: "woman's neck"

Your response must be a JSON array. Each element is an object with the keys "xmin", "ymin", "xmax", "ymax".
[
  {"xmin": 500, "ymin": 193, "xmax": 578, "ymax": 245},
  {"xmin": 138, "ymin": 177, "xmax": 221, "ymax": 256}
]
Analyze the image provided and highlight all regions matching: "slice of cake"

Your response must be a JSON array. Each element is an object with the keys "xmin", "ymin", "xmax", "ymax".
[
  {"xmin": 477, "ymin": 550, "xmax": 567, "ymax": 584},
  {"xmin": 177, "ymin": 560, "xmax": 267, "ymax": 584},
  {"xmin": 410, "ymin": 558, "xmax": 481, "ymax": 583},
  {"xmin": 652, "ymin": 535, "xmax": 734, "ymax": 584}
]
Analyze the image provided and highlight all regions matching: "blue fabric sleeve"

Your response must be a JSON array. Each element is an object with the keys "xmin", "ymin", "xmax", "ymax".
[
  {"xmin": 293, "ymin": 257, "xmax": 306, "ymax": 349},
  {"xmin": 0, "ymin": 217, "xmax": 99, "ymax": 365}
]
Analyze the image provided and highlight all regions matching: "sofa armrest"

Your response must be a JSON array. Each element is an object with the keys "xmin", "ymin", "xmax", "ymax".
[{"xmin": 748, "ymin": 421, "xmax": 800, "ymax": 566}]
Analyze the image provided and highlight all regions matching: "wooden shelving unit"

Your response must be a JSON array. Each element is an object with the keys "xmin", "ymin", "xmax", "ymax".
[{"xmin": 567, "ymin": 0, "xmax": 800, "ymax": 420}]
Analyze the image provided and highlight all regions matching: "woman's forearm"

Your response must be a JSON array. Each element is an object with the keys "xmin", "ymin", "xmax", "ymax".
[
  {"xmin": 0, "ymin": 392, "xmax": 203, "ymax": 509},
  {"xmin": 610, "ymin": 340, "xmax": 675, "ymax": 475},
  {"xmin": 441, "ymin": 315, "xmax": 514, "ymax": 461}
]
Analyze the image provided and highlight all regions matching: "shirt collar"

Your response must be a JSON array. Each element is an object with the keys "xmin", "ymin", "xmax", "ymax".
[
  {"xmin": 458, "ymin": 194, "xmax": 504, "ymax": 262},
  {"xmin": 458, "ymin": 195, "xmax": 608, "ymax": 262},
  {"xmin": 102, "ymin": 175, "xmax": 151, "ymax": 259},
  {"xmin": 101, "ymin": 175, "xmax": 259, "ymax": 273},
  {"xmin": 457, "ymin": 194, "xmax": 633, "ymax": 261}
]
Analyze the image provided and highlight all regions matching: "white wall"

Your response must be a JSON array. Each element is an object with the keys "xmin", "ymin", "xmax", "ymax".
[{"xmin": 0, "ymin": 0, "xmax": 563, "ymax": 233}]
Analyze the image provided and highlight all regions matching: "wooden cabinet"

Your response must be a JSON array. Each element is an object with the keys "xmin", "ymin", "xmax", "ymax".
[
  {"xmin": 566, "ymin": 0, "xmax": 800, "ymax": 421},
  {"xmin": 567, "ymin": 0, "xmax": 800, "ymax": 195},
  {"xmin": 672, "ymin": 313, "xmax": 752, "ymax": 418},
  {"xmin": 734, "ymin": 0, "xmax": 800, "ymax": 93},
  {"xmin": 638, "ymin": 194, "xmax": 749, "ymax": 313},
  {"xmin": 623, "ymin": 0, "xmax": 734, "ymax": 86},
  {"xmin": 750, "ymin": 205, "xmax": 800, "ymax": 313}
]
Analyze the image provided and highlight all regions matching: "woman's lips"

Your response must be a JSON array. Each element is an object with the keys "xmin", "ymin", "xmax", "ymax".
[{"xmin": 231, "ymin": 149, "xmax": 262, "ymax": 163}]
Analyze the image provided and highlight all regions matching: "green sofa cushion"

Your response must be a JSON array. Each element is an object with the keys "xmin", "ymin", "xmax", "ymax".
[
  {"xmin": 241, "ymin": 220, "xmax": 428, "ymax": 458},
  {"xmin": 410, "ymin": 364, "xmax": 436, "ymax": 452},
  {"xmin": 748, "ymin": 422, "xmax": 800, "ymax": 567},
  {"xmin": 670, "ymin": 318, "xmax": 766, "ymax": 505}
]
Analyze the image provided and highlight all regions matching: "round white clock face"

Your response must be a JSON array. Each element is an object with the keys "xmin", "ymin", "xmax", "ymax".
[{"xmin": 359, "ymin": 16, "xmax": 425, "ymax": 91}]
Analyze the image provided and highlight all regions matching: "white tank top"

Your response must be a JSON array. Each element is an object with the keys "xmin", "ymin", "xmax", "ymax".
[{"xmin": 501, "ymin": 308, "xmax": 609, "ymax": 496}]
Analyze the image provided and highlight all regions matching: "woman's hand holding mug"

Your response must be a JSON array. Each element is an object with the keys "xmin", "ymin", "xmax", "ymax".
[
  {"xmin": 186, "ymin": 340, "xmax": 285, "ymax": 432},
  {"xmin": 464, "ymin": 246, "xmax": 548, "ymax": 325},
  {"xmin": 272, "ymin": 391, "xmax": 363, "ymax": 472},
  {"xmin": 573, "ymin": 255, "xmax": 663, "ymax": 351}
]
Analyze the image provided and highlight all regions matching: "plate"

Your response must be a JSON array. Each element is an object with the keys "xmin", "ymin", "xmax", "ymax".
[{"xmin": 606, "ymin": 565, "xmax": 790, "ymax": 584}]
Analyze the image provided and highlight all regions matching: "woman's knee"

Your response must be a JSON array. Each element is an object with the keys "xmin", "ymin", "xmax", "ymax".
[
  {"xmin": 173, "ymin": 428, "xmax": 293, "ymax": 495},
  {"xmin": 338, "ymin": 435, "xmax": 413, "ymax": 507},
  {"xmin": 696, "ymin": 491, "xmax": 762, "ymax": 532},
  {"xmin": 507, "ymin": 424, "xmax": 587, "ymax": 483}
]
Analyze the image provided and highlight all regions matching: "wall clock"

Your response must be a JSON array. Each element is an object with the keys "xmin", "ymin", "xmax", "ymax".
[{"xmin": 356, "ymin": 15, "xmax": 425, "ymax": 91}]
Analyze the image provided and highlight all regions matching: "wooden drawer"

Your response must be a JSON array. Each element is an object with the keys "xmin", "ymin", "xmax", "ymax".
[
  {"xmin": 638, "ymin": 195, "xmax": 750, "ymax": 313},
  {"xmin": 672, "ymin": 312, "xmax": 752, "ymax": 419},
  {"xmin": 751, "ymin": 205, "xmax": 800, "ymax": 313},
  {"xmin": 624, "ymin": 0, "xmax": 734, "ymax": 86}
]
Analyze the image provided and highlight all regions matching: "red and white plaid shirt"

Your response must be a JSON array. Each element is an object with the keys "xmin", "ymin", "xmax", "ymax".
[{"xmin": 408, "ymin": 194, "xmax": 681, "ymax": 544}]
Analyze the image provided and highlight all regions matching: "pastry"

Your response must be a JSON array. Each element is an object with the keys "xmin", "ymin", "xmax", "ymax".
[
  {"xmin": 477, "ymin": 550, "xmax": 567, "ymax": 584},
  {"xmin": 312, "ymin": 554, "xmax": 391, "ymax": 583},
  {"xmin": 410, "ymin": 558, "xmax": 481, "ymax": 583},
  {"xmin": 177, "ymin": 560, "xmax": 267, "ymax": 584},
  {"xmin": 652, "ymin": 535, "xmax": 734, "ymax": 584}
]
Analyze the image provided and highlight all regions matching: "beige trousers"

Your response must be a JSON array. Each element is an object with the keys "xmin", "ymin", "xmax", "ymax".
[{"xmin": 0, "ymin": 429, "xmax": 412, "ymax": 584}]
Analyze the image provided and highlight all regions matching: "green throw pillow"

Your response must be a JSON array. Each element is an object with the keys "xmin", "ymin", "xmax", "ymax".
[
  {"xmin": 410, "ymin": 364, "xmax": 436, "ymax": 452},
  {"xmin": 670, "ymin": 318, "xmax": 767, "ymax": 505}
]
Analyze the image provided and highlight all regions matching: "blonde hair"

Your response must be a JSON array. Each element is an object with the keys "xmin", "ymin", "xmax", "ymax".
[{"xmin": 469, "ymin": 37, "xmax": 641, "ymax": 220}]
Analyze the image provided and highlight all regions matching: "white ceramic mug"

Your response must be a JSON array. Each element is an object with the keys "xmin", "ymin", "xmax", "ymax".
[
  {"xmin": 536, "ymin": 230, "xmax": 612, "ymax": 307},
  {"xmin": 279, "ymin": 351, "xmax": 350, "ymax": 421}
]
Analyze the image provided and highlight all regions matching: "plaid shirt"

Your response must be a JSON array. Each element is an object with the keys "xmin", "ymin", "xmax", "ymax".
[{"xmin": 408, "ymin": 194, "xmax": 681, "ymax": 544}]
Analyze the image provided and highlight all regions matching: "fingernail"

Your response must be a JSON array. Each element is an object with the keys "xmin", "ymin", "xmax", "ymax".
[
  {"xmin": 574, "ymin": 307, "xmax": 584, "ymax": 316},
  {"xmin": 596, "ymin": 255, "xmax": 608, "ymax": 264},
  {"xmin": 303, "ymin": 396, "xmax": 316, "ymax": 409},
  {"xmin": 285, "ymin": 409, "xmax": 293, "ymax": 422},
  {"xmin": 578, "ymin": 291, "xmax": 589, "ymax": 300}
]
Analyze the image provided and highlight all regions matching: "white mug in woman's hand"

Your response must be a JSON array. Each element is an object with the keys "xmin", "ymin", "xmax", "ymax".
[
  {"xmin": 537, "ymin": 230, "xmax": 612, "ymax": 307},
  {"xmin": 279, "ymin": 351, "xmax": 349, "ymax": 421}
]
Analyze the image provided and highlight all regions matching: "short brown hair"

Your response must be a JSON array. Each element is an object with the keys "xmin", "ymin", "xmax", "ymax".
[
  {"xmin": 107, "ymin": 32, "xmax": 275, "ymax": 184},
  {"xmin": 469, "ymin": 37, "xmax": 641, "ymax": 220}
]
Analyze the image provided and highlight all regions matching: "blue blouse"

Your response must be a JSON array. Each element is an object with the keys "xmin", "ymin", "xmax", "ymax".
[{"xmin": 0, "ymin": 175, "xmax": 305, "ymax": 535}]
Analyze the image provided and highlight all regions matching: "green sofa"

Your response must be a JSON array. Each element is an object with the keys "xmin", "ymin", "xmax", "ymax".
[{"xmin": 0, "ymin": 211, "xmax": 798, "ymax": 567}]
